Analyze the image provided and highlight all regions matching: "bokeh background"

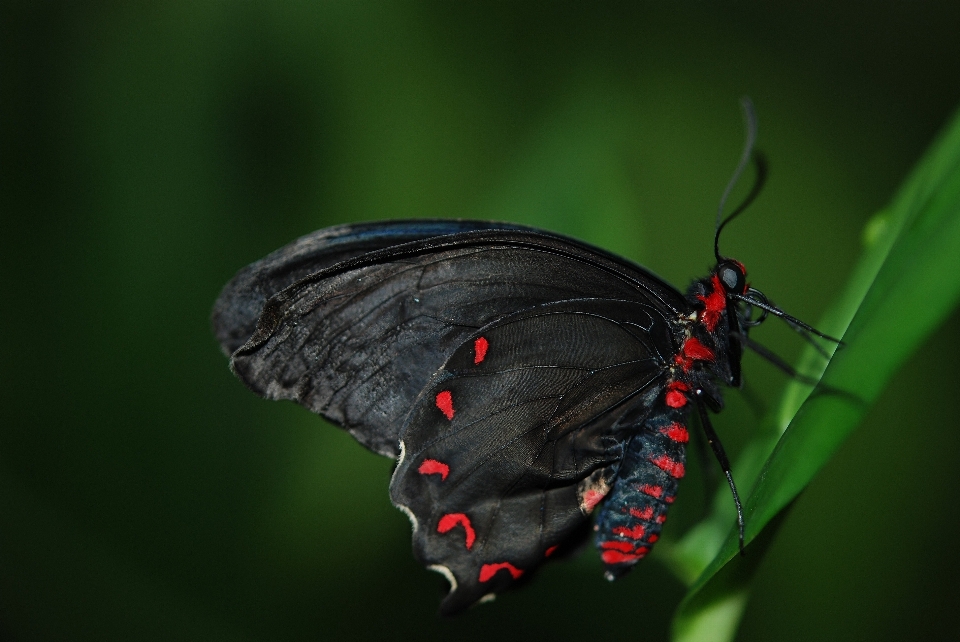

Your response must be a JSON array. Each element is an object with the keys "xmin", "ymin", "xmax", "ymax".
[{"xmin": 4, "ymin": 2, "xmax": 960, "ymax": 641}]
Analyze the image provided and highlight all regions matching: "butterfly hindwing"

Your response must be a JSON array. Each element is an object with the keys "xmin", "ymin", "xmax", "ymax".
[
  {"xmin": 227, "ymin": 228, "xmax": 686, "ymax": 457},
  {"xmin": 390, "ymin": 299, "xmax": 672, "ymax": 614}
]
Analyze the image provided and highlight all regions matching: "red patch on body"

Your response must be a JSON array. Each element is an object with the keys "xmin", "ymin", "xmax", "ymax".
[
  {"xmin": 655, "ymin": 514, "xmax": 667, "ymax": 524},
  {"xmin": 639, "ymin": 484, "xmax": 663, "ymax": 498},
  {"xmin": 612, "ymin": 524, "xmax": 646, "ymax": 540},
  {"xmin": 544, "ymin": 545, "xmax": 559, "ymax": 558},
  {"xmin": 650, "ymin": 455, "xmax": 685, "ymax": 478},
  {"xmin": 664, "ymin": 495, "xmax": 675, "ymax": 504},
  {"xmin": 730, "ymin": 260, "xmax": 748, "ymax": 284},
  {"xmin": 601, "ymin": 550, "xmax": 641, "ymax": 564},
  {"xmin": 601, "ymin": 541, "xmax": 635, "ymax": 553},
  {"xmin": 683, "ymin": 337, "xmax": 714, "ymax": 361},
  {"xmin": 665, "ymin": 381, "xmax": 689, "ymax": 408},
  {"xmin": 665, "ymin": 391, "xmax": 687, "ymax": 408},
  {"xmin": 435, "ymin": 390, "xmax": 455, "ymax": 420},
  {"xmin": 674, "ymin": 337, "xmax": 715, "ymax": 372},
  {"xmin": 629, "ymin": 506, "xmax": 654, "ymax": 520},
  {"xmin": 697, "ymin": 274, "xmax": 727, "ymax": 332},
  {"xmin": 473, "ymin": 336, "xmax": 488, "ymax": 364},
  {"xmin": 479, "ymin": 562, "xmax": 524, "ymax": 582},
  {"xmin": 634, "ymin": 546, "xmax": 650, "ymax": 558},
  {"xmin": 437, "ymin": 513, "xmax": 476, "ymax": 549},
  {"xmin": 648, "ymin": 534, "xmax": 659, "ymax": 543},
  {"xmin": 661, "ymin": 423, "xmax": 689, "ymax": 443},
  {"xmin": 417, "ymin": 459, "xmax": 450, "ymax": 480}
]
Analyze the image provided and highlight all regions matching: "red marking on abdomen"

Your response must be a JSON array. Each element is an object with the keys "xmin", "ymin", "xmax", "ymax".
[
  {"xmin": 474, "ymin": 336, "xmax": 488, "ymax": 365},
  {"xmin": 634, "ymin": 546, "xmax": 650, "ymax": 557},
  {"xmin": 629, "ymin": 506, "xmax": 654, "ymax": 520},
  {"xmin": 544, "ymin": 545, "xmax": 559, "ymax": 558},
  {"xmin": 655, "ymin": 514, "xmax": 667, "ymax": 524},
  {"xmin": 639, "ymin": 484, "xmax": 663, "ymax": 498},
  {"xmin": 601, "ymin": 540, "xmax": 635, "ymax": 553},
  {"xmin": 697, "ymin": 274, "xmax": 726, "ymax": 332},
  {"xmin": 417, "ymin": 459, "xmax": 450, "ymax": 480},
  {"xmin": 650, "ymin": 455, "xmax": 685, "ymax": 478},
  {"xmin": 613, "ymin": 524, "xmax": 646, "ymax": 540},
  {"xmin": 479, "ymin": 562, "xmax": 524, "ymax": 582},
  {"xmin": 601, "ymin": 550, "xmax": 641, "ymax": 564},
  {"xmin": 661, "ymin": 423, "xmax": 689, "ymax": 443},
  {"xmin": 583, "ymin": 489, "xmax": 606, "ymax": 511},
  {"xmin": 437, "ymin": 513, "xmax": 476, "ymax": 549},
  {"xmin": 435, "ymin": 390, "xmax": 455, "ymax": 420},
  {"xmin": 648, "ymin": 534, "xmax": 659, "ymax": 543},
  {"xmin": 665, "ymin": 381, "xmax": 689, "ymax": 408},
  {"xmin": 664, "ymin": 495, "xmax": 675, "ymax": 504}
]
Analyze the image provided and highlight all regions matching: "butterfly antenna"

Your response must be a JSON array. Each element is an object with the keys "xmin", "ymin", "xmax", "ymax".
[{"xmin": 714, "ymin": 97, "xmax": 767, "ymax": 263}]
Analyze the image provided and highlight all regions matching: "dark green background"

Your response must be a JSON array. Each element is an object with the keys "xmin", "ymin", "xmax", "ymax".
[{"xmin": 3, "ymin": 3, "xmax": 959, "ymax": 640}]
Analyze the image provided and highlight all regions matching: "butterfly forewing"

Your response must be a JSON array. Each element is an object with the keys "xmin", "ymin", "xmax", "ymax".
[
  {"xmin": 228, "ymin": 230, "xmax": 686, "ymax": 457},
  {"xmin": 212, "ymin": 220, "xmax": 536, "ymax": 356},
  {"xmin": 390, "ymin": 299, "xmax": 672, "ymax": 614}
]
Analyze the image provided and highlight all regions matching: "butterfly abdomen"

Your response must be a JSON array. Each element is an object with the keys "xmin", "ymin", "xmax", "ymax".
[{"xmin": 594, "ymin": 408, "xmax": 689, "ymax": 578}]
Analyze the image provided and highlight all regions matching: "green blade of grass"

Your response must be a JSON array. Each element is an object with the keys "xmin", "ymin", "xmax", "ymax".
[{"xmin": 670, "ymin": 105, "xmax": 960, "ymax": 642}]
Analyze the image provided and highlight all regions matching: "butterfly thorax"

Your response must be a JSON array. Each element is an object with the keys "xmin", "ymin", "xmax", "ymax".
[{"xmin": 668, "ymin": 261, "xmax": 751, "ymax": 407}]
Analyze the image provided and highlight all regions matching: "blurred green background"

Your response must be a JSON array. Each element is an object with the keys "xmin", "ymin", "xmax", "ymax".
[{"xmin": 3, "ymin": 2, "xmax": 960, "ymax": 640}]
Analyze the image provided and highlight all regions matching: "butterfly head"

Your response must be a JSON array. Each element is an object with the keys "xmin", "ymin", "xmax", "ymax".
[{"xmin": 716, "ymin": 260, "xmax": 747, "ymax": 296}]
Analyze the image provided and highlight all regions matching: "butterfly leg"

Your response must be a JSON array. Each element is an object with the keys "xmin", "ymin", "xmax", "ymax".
[{"xmin": 694, "ymin": 390, "xmax": 746, "ymax": 554}]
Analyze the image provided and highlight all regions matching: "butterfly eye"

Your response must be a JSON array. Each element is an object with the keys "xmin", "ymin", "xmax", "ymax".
[{"xmin": 718, "ymin": 261, "xmax": 746, "ymax": 294}]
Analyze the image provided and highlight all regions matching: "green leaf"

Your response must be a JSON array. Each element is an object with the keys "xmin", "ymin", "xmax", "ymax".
[{"xmin": 670, "ymin": 105, "xmax": 960, "ymax": 642}]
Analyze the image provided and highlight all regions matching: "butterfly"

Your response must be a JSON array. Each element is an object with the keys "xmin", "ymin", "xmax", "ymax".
[{"xmin": 211, "ymin": 102, "xmax": 838, "ymax": 615}]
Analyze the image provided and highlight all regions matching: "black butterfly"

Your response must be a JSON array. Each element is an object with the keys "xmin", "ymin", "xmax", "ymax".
[{"xmin": 212, "ymin": 103, "xmax": 837, "ymax": 615}]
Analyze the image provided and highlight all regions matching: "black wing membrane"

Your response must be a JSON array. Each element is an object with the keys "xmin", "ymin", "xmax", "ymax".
[
  {"xmin": 212, "ymin": 220, "xmax": 534, "ymax": 355},
  {"xmin": 390, "ymin": 300, "xmax": 669, "ymax": 614},
  {"xmin": 228, "ymin": 225, "xmax": 687, "ymax": 457}
]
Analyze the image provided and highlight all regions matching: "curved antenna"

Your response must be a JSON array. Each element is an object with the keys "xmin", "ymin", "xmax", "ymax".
[{"xmin": 714, "ymin": 97, "xmax": 766, "ymax": 262}]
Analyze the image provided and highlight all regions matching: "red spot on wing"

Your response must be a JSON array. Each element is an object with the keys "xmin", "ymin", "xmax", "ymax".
[
  {"xmin": 473, "ymin": 336, "xmax": 489, "ymax": 365},
  {"xmin": 435, "ymin": 390, "xmax": 455, "ymax": 420},
  {"xmin": 437, "ymin": 513, "xmax": 476, "ymax": 549},
  {"xmin": 664, "ymin": 495, "xmax": 675, "ymax": 504},
  {"xmin": 479, "ymin": 562, "xmax": 524, "ymax": 582},
  {"xmin": 629, "ymin": 506, "xmax": 654, "ymax": 520},
  {"xmin": 612, "ymin": 524, "xmax": 646, "ymax": 540},
  {"xmin": 544, "ymin": 545, "xmax": 559, "ymax": 558},
  {"xmin": 639, "ymin": 484, "xmax": 663, "ymax": 498},
  {"xmin": 583, "ymin": 489, "xmax": 606, "ymax": 512},
  {"xmin": 634, "ymin": 546, "xmax": 650, "ymax": 558},
  {"xmin": 697, "ymin": 274, "xmax": 727, "ymax": 332},
  {"xmin": 648, "ymin": 534, "xmax": 659, "ymax": 543},
  {"xmin": 417, "ymin": 459, "xmax": 450, "ymax": 480},
  {"xmin": 601, "ymin": 541, "xmax": 635, "ymax": 553},
  {"xmin": 650, "ymin": 455, "xmax": 685, "ymax": 478},
  {"xmin": 601, "ymin": 550, "xmax": 642, "ymax": 564},
  {"xmin": 661, "ymin": 423, "xmax": 689, "ymax": 443},
  {"xmin": 655, "ymin": 514, "xmax": 667, "ymax": 524},
  {"xmin": 665, "ymin": 381, "xmax": 689, "ymax": 408}
]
